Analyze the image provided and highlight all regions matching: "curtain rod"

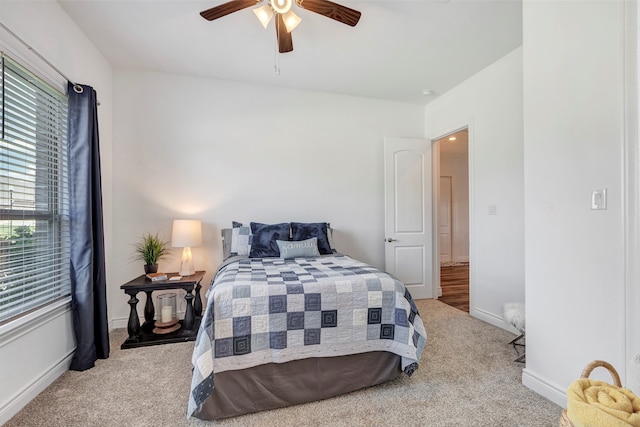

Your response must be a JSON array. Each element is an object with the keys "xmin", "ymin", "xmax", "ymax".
[{"xmin": 0, "ymin": 21, "xmax": 85, "ymax": 95}]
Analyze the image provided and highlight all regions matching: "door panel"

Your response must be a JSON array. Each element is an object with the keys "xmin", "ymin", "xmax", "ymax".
[
  {"xmin": 439, "ymin": 176, "xmax": 452, "ymax": 264},
  {"xmin": 384, "ymin": 137, "xmax": 433, "ymax": 299},
  {"xmin": 395, "ymin": 151, "xmax": 424, "ymax": 233},
  {"xmin": 394, "ymin": 246, "xmax": 425, "ymax": 285}
]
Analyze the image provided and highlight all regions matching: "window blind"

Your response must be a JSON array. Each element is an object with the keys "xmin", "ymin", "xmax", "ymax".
[{"xmin": 0, "ymin": 52, "xmax": 70, "ymax": 323}]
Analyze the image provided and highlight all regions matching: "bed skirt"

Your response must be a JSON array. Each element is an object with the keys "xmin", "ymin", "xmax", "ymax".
[{"xmin": 191, "ymin": 351, "xmax": 402, "ymax": 420}]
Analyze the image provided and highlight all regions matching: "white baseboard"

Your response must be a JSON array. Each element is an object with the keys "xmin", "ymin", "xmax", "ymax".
[
  {"xmin": 109, "ymin": 310, "xmax": 188, "ymax": 331},
  {"xmin": 522, "ymin": 368, "xmax": 567, "ymax": 408},
  {"xmin": 0, "ymin": 350, "xmax": 73, "ymax": 425},
  {"xmin": 471, "ymin": 308, "xmax": 567, "ymax": 408},
  {"xmin": 437, "ymin": 286, "xmax": 442, "ymax": 298},
  {"xmin": 109, "ymin": 316, "xmax": 130, "ymax": 331},
  {"xmin": 470, "ymin": 306, "xmax": 512, "ymax": 332}
]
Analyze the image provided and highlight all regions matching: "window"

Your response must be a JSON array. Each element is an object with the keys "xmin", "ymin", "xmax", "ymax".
[{"xmin": 0, "ymin": 52, "xmax": 70, "ymax": 323}]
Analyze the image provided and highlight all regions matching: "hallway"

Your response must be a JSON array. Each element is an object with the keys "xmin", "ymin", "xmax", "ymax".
[{"xmin": 440, "ymin": 263, "xmax": 469, "ymax": 312}]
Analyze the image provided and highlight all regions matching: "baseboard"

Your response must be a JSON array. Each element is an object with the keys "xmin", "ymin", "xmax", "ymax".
[
  {"xmin": 522, "ymin": 368, "xmax": 567, "ymax": 408},
  {"xmin": 437, "ymin": 286, "xmax": 442, "ymax": 298},
  {"xmin": 109, "ymin": 316, "xmax": 130, "ymax": 331},
  {"xmin": 109, "ymin": 310, "xmax": 188, "ymax": 331},
  {"xmin": 470, "ymin": 306, "xmax": 512, "ymax": 333},
  {"xmin": 472, "ymin": 308, "xmax": 568, "ymax": 408},
  {"xmin": 0, "ymin": 349, "xmax": 73, "ymax": 425}
]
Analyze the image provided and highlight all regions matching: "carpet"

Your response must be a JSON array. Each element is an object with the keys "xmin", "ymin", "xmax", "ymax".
[{"xmin": 5, "ymin": 299, "xmax": 562, "ymax": 426}]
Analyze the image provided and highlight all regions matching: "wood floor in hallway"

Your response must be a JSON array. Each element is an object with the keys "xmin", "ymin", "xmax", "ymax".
[{"xmin": 440, "ymin": 263, "xmax": 469, "ymax": 313}]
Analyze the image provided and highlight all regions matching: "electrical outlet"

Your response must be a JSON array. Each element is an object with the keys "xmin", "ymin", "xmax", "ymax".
[{"xmin": 488, "ymin": 204, "xmax": 497, "ymax": 215}]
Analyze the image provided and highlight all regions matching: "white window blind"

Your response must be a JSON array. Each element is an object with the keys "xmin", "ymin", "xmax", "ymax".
[{"xmin": 0, "ymin": 52, "xmax": 70, "ymax": 323}]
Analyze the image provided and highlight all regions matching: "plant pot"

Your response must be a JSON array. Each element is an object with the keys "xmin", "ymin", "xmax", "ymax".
[{"xmin": 144, "ymin": 264, "xmax": 158, "ymax": 274}]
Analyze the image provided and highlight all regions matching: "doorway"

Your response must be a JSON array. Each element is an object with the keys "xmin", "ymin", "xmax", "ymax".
[{"xmin": 435, "ymin": 129, "xmax": 469, "ymax": 312}]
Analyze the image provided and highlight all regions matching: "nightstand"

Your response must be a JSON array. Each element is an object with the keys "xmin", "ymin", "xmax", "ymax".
[{"xmin": 119, "ymin": 271, "xmax": 205, "ymax": 349}]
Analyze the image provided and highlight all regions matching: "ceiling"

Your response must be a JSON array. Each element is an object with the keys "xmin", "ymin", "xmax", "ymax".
[
  {"xmin": 438, "ymin": 128, "xmax": 468, "ymax": 157},
  {"xmin": 58, "ymin": 0, "xmax": 522, "ymax": 105}
]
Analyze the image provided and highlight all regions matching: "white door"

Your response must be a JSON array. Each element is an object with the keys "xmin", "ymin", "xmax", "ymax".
[
  {"xmin": 384, "ymin": 137, "xmax": 433, "ymax": 299},
  {"xmin": 439, "ymin": 176, "xmax": 452, "ymax": 264}
]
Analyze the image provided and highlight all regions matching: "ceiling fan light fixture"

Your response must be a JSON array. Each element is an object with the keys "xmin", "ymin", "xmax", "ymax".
[
  {"xmin": 254, "ymin": 4, "xmax": 274, "ymax": 28},
  {"xmin": 282, "ymin": 10, "xmax": 302, "ymax": 33},
  {"xmin": 199, "ymin": 0, "xmax": 362, "ymax": 54},
  {"xmin": 271, "ymin": 0, "xmax": 293, "ymax": 14}
]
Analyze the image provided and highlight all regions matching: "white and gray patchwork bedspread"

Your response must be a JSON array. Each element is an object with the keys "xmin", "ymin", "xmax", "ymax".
[{"xmin": 187, "ymin": 254, "xmax": 427, "ymax": 417}]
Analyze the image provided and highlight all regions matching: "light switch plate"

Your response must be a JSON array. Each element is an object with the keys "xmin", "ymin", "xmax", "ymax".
[{"xmin": 591, "ymin": 189, "xmax": 607, "ymax": 210}]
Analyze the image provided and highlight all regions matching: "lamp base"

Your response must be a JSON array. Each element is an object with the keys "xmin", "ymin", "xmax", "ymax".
[
  {"xmin": 179, "ymin": 266, "xmax": 195, "ymax": 276},
  {"xmin": 179, "ymin": 246, "xmax": 195, "ymax": 276}
]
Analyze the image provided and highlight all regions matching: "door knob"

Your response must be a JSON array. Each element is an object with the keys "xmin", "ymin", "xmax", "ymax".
[{"xmin": 386, "ymin": 238, "xmax": 397, "ymax": 242}]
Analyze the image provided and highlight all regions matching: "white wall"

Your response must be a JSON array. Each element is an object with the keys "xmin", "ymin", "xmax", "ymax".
[
  {"xmin": 522, "ymin": 0, "xmax": 628, "ymax": 406},
  {"xmin": 425, "ymin": 47, "xmax": 525, "ymax": 329},
  {"xmin": 109, "ymin": 69, "xmax": 425, "ymax": 327},
  {"xmin": 3, "ymin": 0, "xmax": 629, "ymax": 418},
  {"xmin": 0, "ymin": 2, "xmax": 113, "ymax": 424}
]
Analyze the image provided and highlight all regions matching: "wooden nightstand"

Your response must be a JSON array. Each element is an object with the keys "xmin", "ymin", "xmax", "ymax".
[{"xmin": 119, "ymin": 271, "xmax": 205, "ymax": 349}]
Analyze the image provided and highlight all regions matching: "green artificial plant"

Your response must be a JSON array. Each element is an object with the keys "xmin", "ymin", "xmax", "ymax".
[{"xmin": 133, "ymin": 232, "xmax": 170, "ymax": 266}]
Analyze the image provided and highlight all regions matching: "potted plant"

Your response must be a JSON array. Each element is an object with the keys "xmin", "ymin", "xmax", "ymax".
[{"xmin": 133, "ymin": 232, "xmax": 170, "ymax": 274}]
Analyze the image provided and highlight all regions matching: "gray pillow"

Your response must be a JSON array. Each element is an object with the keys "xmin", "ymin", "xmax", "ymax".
[
  {"xmin": 221, "ymin": 228, "xmax": 233, "ymax": 260},
  {"xmin": 221, "ymin": 223, "xmax": 252, "ymax": 259},
  {"xmin": 231, "ymin": 226, "xmax": 251, "ymax": 256},
  {"xmin": 276, "ymin": 237, "xmax": 320, "ymax": 259}
]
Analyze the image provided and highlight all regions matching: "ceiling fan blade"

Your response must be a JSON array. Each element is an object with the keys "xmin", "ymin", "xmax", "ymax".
[
  {"xmin": 276, "ymin": 14, "xmax": 294, "ymax": 53},
  {"xmin": 297, "ymin": 0, "xmax": 361, "ymax": 27},
  {"xmin": 200, "ymin": 0, "xmax": 259, "ymax": 21}
]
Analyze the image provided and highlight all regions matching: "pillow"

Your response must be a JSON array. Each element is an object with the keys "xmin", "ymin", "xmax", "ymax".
[
  {"xmin": 221, "ymin": 228, "xmax": 233, "ymax": 260},
  {"xmin": 220, "ymin": 221, "xmax": 251, "ymax": 259},
  {"xmin": 249, "ymin": 222, "xmax": 290, "ymax": 258},
  {"xmin": 230, "ymin": 225, "xmax": 251, "ymax": 257},
  {"xmin": 276, "ymin": 237, "xmax": 320, "ymax": 259},
  {"xmin": 327, "ymin": 223, "xmax": 335, "ymax": 249},
  {"xmin": 291, "ymin": 222, "xmax": 333, "ymax": 255}
]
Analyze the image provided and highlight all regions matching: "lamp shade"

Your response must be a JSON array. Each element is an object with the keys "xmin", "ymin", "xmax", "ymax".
[
  {"xmin": 282, "ymin": 9, "xmax": 301, "ymax": 33},
  {"xmin": 171, "ymin": 220, "xmax": 202, "ymax": 248},
  {"xmin": 254, "ymin": 4, "xmax": 274, "ymax": 28}
]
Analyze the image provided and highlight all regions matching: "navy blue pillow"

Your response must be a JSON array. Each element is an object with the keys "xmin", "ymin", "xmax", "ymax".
[
  {"xmin": 249, "ymin": 222, "xmax": 290, "ymax": 258},
  {"xmin": 291, "ymin": 222, "xmax": 332, "ymax": 255}
]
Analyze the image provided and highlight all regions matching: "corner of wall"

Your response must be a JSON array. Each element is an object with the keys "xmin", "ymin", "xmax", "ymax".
[{"xmin": 522, "ymin": 368, "xmax": 567, "ymax": 408}]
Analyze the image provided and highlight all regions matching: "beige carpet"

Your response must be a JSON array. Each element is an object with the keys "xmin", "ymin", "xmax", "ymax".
[{"xmin": 5, "ymin": 300, "xmax": 562, "ymax": 426}]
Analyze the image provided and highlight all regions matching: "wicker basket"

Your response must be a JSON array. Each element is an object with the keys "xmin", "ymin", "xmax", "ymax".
[{"xmin": 559, "ymin": 360, "xmax": 622, "ymax": 427}]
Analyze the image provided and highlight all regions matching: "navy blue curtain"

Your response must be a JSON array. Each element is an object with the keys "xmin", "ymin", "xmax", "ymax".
[{"xmin": 67, "ymin": 82, "xmax": 109, "ymax": 371}]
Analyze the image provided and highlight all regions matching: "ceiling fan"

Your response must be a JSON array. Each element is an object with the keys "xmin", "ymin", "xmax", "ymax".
[{"xmin": 199, "ymin": 0, "xmax": 361, "ymax": 53}]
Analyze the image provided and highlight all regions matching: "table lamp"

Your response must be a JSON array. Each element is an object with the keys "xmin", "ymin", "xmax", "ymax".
[{"xmin": 171, "ymin": 219, "xmax": 202, "ymax": 276}]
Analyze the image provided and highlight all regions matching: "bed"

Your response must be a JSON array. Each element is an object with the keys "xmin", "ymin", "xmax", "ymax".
[{"xmin": 187, "ymin": 222, "xmax": 427, "ymax": 420}]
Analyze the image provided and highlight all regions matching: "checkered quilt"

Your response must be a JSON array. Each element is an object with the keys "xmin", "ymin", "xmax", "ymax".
[{"xmin": 187, "ymin": 254, "xmax": 427, "ymax": 417}]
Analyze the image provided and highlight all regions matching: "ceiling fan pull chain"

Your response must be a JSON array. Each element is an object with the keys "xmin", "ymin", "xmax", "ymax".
[{"xmin": 274, "ymin": 39, "xmax": 281, "ymax": 75}]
